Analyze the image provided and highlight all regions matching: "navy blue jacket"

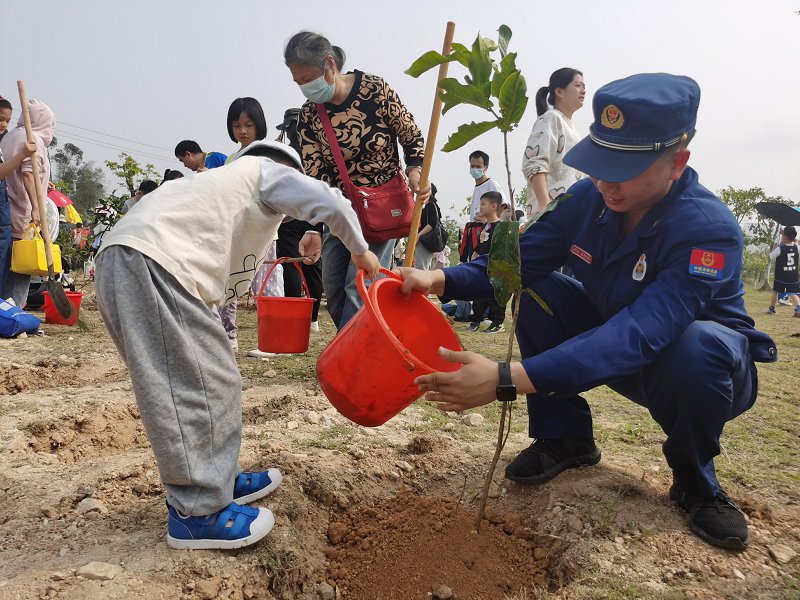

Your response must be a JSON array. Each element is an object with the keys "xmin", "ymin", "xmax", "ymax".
[{"xmin": 444, "ymin": 168, "xmax": 777, "ymax": 396}]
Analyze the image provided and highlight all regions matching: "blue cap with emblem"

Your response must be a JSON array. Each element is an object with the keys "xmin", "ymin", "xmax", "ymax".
[{"xmin": 564, "ymin": 73, "xmax": 700, "ymax": 183}]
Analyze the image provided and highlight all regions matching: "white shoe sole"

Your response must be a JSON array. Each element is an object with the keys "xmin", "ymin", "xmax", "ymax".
[
  {"xmin": 167, "ymin": 508, "xmax": 275, "ymax": 550},
  {"xmin": 233, "ymin": 468, "xmax": 283, "ymax": 505}
]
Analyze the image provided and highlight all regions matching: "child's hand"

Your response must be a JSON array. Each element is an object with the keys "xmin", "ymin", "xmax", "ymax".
[{"xmin": 352, "ymin": 251, "xmax": 380, "ymax": 279}]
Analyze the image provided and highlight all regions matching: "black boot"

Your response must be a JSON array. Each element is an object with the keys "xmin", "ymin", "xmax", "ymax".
[
  {"xmin": 505, "ymin": 438, "xmax": 601, "ymax": 484},
  {"xmin": 670, "ymin": 479, "xmax": 750, "ymax": 550}
]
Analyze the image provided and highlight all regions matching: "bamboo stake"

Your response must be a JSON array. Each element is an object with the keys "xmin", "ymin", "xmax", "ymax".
[{"xmin": 404, "ymin": 21, "xmax": 456, "ymax": 267}]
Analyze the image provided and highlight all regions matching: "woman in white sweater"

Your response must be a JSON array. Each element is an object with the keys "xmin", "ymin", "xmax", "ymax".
[{"xmin": 522, "ymin": 68, "xmax": 586, "ymax": 215}]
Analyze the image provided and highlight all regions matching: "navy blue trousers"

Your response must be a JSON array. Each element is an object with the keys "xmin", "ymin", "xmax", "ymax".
[{"xmin": 516, "ymin": 272, "xmax": 757, "ymax": 499}]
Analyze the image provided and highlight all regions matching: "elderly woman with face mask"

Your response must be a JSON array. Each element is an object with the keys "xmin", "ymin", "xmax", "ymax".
[{"xmin": 284, "ymin": 31, "xmax": 430, "ymax": 330}]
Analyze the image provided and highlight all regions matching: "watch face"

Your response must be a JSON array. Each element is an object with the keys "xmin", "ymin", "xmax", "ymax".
[{"xmin": 496, "ymin": 385, "xmax": 516, "ymax": 402}]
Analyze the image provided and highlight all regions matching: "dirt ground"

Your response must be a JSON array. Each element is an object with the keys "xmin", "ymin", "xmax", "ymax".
[{"xmin": 0, "ymin": 286, "xmax": 798, "ymax": 600}]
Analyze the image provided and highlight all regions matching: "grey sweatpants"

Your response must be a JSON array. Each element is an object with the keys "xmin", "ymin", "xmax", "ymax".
[{"xmin": 95, "ymin": 245, "xmax": 242, "ymax": 516}]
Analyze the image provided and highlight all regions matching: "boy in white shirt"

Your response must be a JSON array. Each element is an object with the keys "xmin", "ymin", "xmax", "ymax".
[{"xmin": 95, "ymin": 141, "xmax": 379, "ymax": 550}]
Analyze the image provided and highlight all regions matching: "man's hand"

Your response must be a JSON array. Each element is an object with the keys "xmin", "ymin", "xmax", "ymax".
[
  {"xmin": 352, "ymin": 251, "xmax": 380, "ymax": 279},
  {"xmin": 299, "ymin": 232, "xmax": 322, "ymax": 264},
  {"xmin": 415, "ymin": 347, "xmax": 498, "ymax": 411},
  {"xmin": 394, "ymin": 266, "xmax": 445, "ymax": 297}
]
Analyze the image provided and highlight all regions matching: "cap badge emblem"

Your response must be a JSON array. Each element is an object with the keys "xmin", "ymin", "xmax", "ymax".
[{"xmin": 601, "ymin": 104, "xmax": 624, "ymax": 129}]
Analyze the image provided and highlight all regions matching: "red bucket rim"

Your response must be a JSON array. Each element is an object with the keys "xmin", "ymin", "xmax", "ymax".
[{"xmin": 356, "ymin": 268, "xmax": 461, "ymax": 373}]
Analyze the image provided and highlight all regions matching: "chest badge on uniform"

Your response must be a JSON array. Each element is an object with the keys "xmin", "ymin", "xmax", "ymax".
[
  {"xmin": 570, "ymin": 244, "xmax": 592, "ymax": 265},
  {"xmin": 632, "ymin": 253, "xmax": 647, "ymax": 281}
]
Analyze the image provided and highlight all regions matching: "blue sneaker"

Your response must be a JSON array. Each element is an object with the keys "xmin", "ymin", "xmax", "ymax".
[
  {"xmin": 233, "ymin": 469, "xmax": 283, "ymax": 504},
  {"xmin": 167, "ymin": 502, "xmax": 275, "ymax": 550}
]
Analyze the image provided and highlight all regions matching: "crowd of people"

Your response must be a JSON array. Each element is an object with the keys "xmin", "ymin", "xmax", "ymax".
[{"xmin": 1, "ymin": 33, "xmax": 793, "ymax": 560}]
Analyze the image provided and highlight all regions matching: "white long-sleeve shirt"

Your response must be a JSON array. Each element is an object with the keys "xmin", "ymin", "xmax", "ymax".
[
  {"xmin": 100, "ymin": 156, "xmax": 368, "ymax": 307},
  {"xmin": 521, "ymin": 108, "xmax": 583, "ymax": 206}
]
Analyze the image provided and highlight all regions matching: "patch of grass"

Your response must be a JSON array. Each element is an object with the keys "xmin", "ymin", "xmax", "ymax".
[
  {"xmin": 21, "ymin": 418, "xmax": 51, "ymax": 436},
  {"xmin": 572, "ymin": 577, "xmax": 687, "ymax": 599},
  {"xmin": 0, "ymin": 400, "xmax": 34, "ymax": 417},
  {"xmin": 296, "ymin": 425, "xmax": 355, "ymax": 450}
]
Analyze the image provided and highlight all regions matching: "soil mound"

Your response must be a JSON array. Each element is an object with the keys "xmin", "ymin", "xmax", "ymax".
[
  {"xmin": 325, "ymin": 488, "xmax": 550, "ymax": 599},
  {"xmin": 26, "ymin": 402, "xmax": 146, "ymax": 462}
]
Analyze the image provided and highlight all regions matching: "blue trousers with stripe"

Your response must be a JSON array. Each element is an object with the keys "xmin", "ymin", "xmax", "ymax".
[{"xmin": 516, "ymin": 272, "xmax": 757, "ymax": 499}]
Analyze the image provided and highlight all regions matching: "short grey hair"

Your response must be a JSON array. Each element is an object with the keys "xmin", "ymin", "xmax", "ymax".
[{"xmin": 284, "ymin": 31, "xmax": 345, "ymax": 71}]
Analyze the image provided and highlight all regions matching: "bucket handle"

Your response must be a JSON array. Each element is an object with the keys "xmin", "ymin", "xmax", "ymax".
[
  {"xmin": 257, "ymin": 256, "xmax": 312, "ymax": 299},
  {"xmin": 356, "ymin": 268, "xmax": 416, "ymax": 372}
]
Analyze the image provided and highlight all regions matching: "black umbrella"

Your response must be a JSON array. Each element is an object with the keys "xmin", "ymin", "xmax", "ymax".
[{"xmin": 754, "ymin": 202, "xmax": 800, "ymax": 226}]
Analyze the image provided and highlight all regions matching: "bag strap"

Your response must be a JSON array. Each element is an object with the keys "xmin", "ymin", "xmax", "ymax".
[{"xmin": 315, "ymin": 104, "xmax": 353, "ymax": 189}]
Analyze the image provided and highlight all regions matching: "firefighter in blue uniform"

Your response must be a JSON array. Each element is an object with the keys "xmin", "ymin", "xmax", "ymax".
[{"xmin": 398, "ymin": 73, "xmax": 776, "ymax": 550}]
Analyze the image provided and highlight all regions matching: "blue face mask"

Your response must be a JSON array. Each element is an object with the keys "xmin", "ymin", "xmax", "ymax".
[
  {"xmin": 470, "ymin": 167, "xmax": 485, "ymax": 179},
  {"xmin": 300, "ymin": 73, "xmax": 336, "ymax": 104}
]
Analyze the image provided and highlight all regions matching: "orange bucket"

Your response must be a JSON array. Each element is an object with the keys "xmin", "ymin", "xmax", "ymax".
[
  {"xmin": 317, "ymin": 268, "xmax": 463, "ymax": 427},
  {"xmin": 256, "ymin": 257, "xmax": 316, "ymax": 354},
  {"xmin": 43, "ymin": 291, "xmax": 82, "ymax": 326}
]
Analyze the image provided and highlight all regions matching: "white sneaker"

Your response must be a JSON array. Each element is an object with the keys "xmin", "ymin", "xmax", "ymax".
[
  {"xmin": 778, "ymin": 297, "xmax": 792, "ymax": 306},
  {"xmin": 310, "ymin": 321, "xmax": 320, "ymax": 332}
]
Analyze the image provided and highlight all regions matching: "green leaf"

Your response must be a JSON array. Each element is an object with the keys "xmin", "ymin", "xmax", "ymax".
[
  {"xmin": 487, "ymin": 221, "xmax": 521, "ymax": 306},
  {"xmin": 498, "ymin": 25, "xmax": 512, "ymax": 57},
  {"xmin": 405, "ymin": 50, "xmax": 458, "ymax": 78},
  {"xmin": 482, "ymin": 36, "xmax": 498, "ymax": 52},
  {"xmin": 490, "ymin": 52, "xmax": 517, "ymax": 99},
  {"xmin": 450, "ymin": 43, "xmax": 472, "ymax": 67},
  {"xmin": 468, "ymin": 34, "xmax": 492, "ymax": 97},
  {"xmin": 523, "ymin": 288, "xmax": 554, "ymax": 317},
  {"xmin": 498, "ymin": 71, "xmax": 528, "ymax": 128},
  {"xmin": 442, "ymin": 120, "xmax": 500, "ymax": 152},
  {"xmin": 438, "ymin": 78, "xmax": 493, "ymax": 114},
  {"xmin": 521, "ymin": 194, "xmax": 573, "ymax": 233}
]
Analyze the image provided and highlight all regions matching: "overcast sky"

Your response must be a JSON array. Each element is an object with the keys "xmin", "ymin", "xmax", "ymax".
[{"xmin": 2, "ymin": 0, "xmax": 798, "ymax": 221}]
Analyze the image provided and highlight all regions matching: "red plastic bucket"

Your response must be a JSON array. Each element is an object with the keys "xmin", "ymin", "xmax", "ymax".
[
  {"xmin": 256, "ymin": 257, "xmax": 316, "ymax": 354},
  {"xmin": 317, "ymin": 268, "xmax": 463, "ymax": 427},
  {"xmin": 43, "ymin": 291, "xmax": 82, "ymax": 326}
]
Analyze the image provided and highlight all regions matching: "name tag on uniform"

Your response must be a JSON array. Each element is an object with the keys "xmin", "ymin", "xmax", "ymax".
[
  {"xmin": 689, "ymin": 248, "xmax": 725, "ymax": 279},
  {"xmin": 569, "ymin": 245, "xmax": 592, "ymax": 265}
]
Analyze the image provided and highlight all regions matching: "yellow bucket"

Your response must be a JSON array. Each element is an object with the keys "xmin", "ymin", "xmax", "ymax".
[{"xmin": 11, "ymin": 224, "xmax": 62, "ymax": 276}]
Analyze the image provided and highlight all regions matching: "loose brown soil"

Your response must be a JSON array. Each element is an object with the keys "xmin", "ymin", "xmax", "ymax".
[{"xmin": 326, "ymin": 488, "xmax": 549, "ymax": 599}]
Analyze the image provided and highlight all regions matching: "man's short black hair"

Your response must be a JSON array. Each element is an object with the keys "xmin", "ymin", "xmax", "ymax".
[
  {"xmin": 469, "ymin": 150, "xmax": 489, "ymax": 166},
  {"xmin": 784, "ymin": 226, "xmax": 797, "ymax": 241},
  {"xmin": 138, "ymin": 180, "xmax": 158, "ymax": 195},
  {"xmin": 174, "ymin": 140, "xmax": 202, "ymax": 157}
]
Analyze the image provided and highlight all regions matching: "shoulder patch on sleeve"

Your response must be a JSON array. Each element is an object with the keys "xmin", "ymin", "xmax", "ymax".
[{"xmin": 689, "ymin": 248, "xmax": 726, "ymax": 279}]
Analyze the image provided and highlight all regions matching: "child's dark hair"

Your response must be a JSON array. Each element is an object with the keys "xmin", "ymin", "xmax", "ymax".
[
  {"xmin": 469, "ymin": 150, "xmax": 489, "ymax": 166},
  {"xmin": 174, "ymin": 140, "xmax": 202, "ymax": 157},
  {"xmin": 162, "ymin": 169, "xmax": 184, "ymax": 183},
  {"xmin": 138, "ymin": 180, "xmax": 158, "ymax": 195},
  {"xmin": 784, "ymin": 226, "xmax": 797, "ymax": 241},
  {"xmin": 481, "ymin": 191, "xmax": 503, "ymax": 206},
  {"xmin": 226, "ymin": 97, "xmax": 268, "ymax": 143},
  {"xmin": 535, "ymin": 68, "xmax": 583, "ymax": 116},
  {"xmin": 0, "ymin": 97, "xmax": 11, "ymax": 111}
]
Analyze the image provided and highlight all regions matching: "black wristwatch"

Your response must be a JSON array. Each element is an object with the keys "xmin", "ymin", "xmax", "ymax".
[{"xmin": 496, "ymin": 361, "xmax": 517, "ymax": 402}]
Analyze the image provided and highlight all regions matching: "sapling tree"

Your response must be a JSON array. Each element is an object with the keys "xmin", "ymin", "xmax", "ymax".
[{"xmin": 407, "ymin": 24, "xmax": 527, "ymax": 529}]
